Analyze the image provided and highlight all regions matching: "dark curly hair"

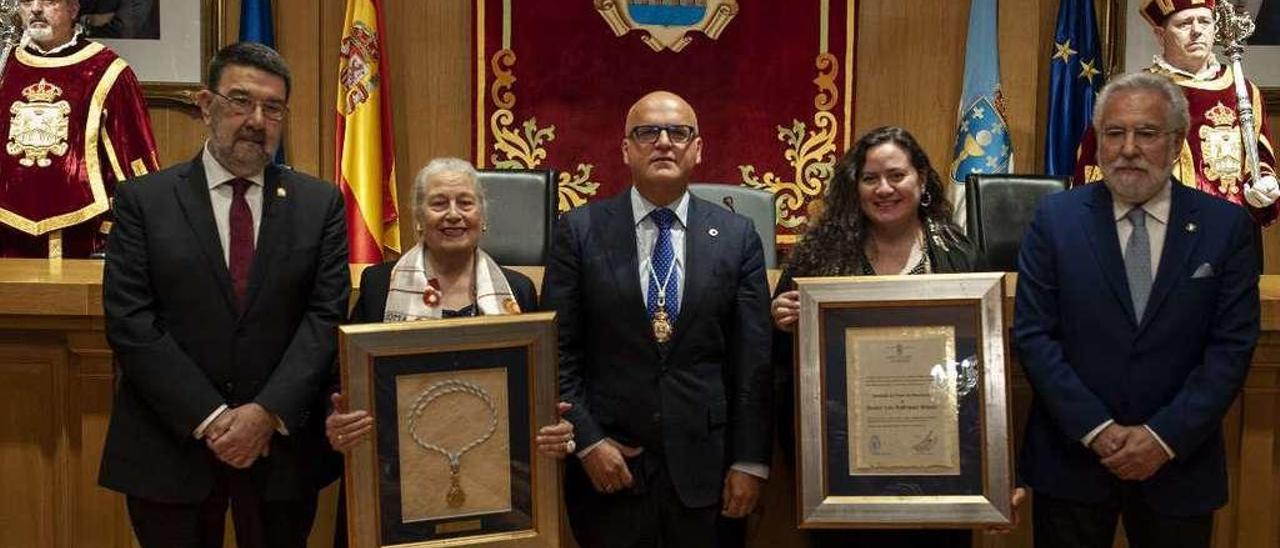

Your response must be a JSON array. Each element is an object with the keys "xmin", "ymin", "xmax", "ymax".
[{"xmin": 786, "ymin": 126, "xmax": 961, "ymax": 276}]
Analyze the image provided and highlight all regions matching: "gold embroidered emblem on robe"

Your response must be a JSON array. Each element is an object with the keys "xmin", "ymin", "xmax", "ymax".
[
  {"xmin": 7, "ymin": 79, "xmax": 71, "ymax": 168},
  {"xmin": 1199, "ymin": 101, "xmax": 1244, "ymax": 196}
]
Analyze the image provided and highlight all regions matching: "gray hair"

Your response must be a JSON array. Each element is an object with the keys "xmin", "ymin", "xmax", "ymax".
[
  {"xmin": 1092, "ymin": 72, "xmax": 1190, "ymax": 135},
  {"xmin": 411, "ymin": 157, "xmax": 486, "ymax": 228}
]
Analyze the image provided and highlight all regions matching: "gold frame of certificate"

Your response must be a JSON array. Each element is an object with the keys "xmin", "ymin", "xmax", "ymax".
[
  {"xmin": 340, "ymin": 312, "xmax": 560, "ymax": 548},
  {"xmin": 794, "ymin": 272, "xmax": 1014, "ymax": 528}
]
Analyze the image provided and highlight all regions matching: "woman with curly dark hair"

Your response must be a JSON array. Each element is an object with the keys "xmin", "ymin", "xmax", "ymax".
[
  {"xmin": 770, "ymin": 127, "xmax": 1020, "ymax": 547},
  {"xmin": 783, "ymin": 125, "xmax": 975, "ymax": 280}
]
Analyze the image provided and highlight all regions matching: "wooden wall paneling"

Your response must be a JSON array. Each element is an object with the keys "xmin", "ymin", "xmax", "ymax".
[
  {"xmin": 382, "ymin": 0, "xmax": 472, "ymax": 248},
  {"xmin": 67, "ymin": 332, "xmax": 132, "ymax": 548},
  {"xmin": 997, "ymin": 0, "xmax": 1049, "ymax": 177},
  {"xmin": 1264, "ymin": 111, "xmax": 1280, "ymax": 274},
  {"xmin": 276, "ymin": 0, "xmax": 323, "ymax": 176},
  {"xmin": 1215, "ymin": 397, "xmax": 1244, "ymax": 548},
  {"xmin": 0, "ymin": 336, "xmax": 64, "ymax": 548},
  {"xmin": 1234, "ymin": 335, "xmax": 1279, "ymax": 548},
  {"xmin": 852, "ymin": 0, "xmax": 968, "ymax": 174}
]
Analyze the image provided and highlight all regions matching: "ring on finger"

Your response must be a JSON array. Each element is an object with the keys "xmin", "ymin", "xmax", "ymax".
[{"xmin": 565, "ymin": 439, "xmax": 576, "ymax": 453}]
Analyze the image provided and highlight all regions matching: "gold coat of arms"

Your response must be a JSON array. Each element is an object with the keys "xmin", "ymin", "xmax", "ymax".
[
  {"xmin": 7, "ymin": 78, "xmax": 70, "ymax": 168},
  {"xmin": 1199, "ymin": 102, "xmax": 1244, "ymax": 196},
  {"xmin": 595, "ymin": 0, "xmax": 739, "ymax": 52}
]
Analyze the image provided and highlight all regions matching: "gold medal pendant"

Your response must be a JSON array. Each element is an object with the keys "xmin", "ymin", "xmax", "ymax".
[
  {"xmin": 652, "ymin": 309, "xmax": 673, "ymax": 343},
  {"xmin": 446, "ymin": 468, "xmax": 466, "ymax": 508}
]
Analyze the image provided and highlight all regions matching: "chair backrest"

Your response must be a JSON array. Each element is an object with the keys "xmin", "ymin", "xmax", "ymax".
[
  {"xmin": 688, "ymin": 183, "xmax": 777, "ymax": 269},
  {"xmin": 476, "ymin": 169, "xmax": 557, "ymax": 266},
  {"xmin": 964, "ymin": 174, "xmax": 1069, "ymax": 272}
]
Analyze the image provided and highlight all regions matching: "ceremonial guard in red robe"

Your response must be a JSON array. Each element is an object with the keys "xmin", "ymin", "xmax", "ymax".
[
  {"xmin": 1074, "ymin": 0, "xmax": 1280, "ymax": 227},
  {"xmin": 0, "ymin": 0, "xmax": 158, "ymax": 258}
]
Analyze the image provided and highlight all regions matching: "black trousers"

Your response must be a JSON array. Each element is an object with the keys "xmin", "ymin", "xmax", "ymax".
[
  {"xmin": 565, "ymin": 450, "xmax": 745, "ymax": 548},
  {"xmin": 126, "ymin": 465, "xmax": 318, "ymax": 548},
  {"xmin": 1032, "ymin": 487, "xmax": 1212, "ymax": 548}
]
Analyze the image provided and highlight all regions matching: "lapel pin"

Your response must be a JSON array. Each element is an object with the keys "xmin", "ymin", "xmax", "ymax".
[
  {"xmin": 1185, "ymin": 222, "xmax": 1197, "ymax": 233},
  {"xmin": 276, "ymin": 187, "xmax": 287, "ymax": 198},
  {"xmin": 708, "ymin": 228, "xmax": 719, "ymax": 237}
]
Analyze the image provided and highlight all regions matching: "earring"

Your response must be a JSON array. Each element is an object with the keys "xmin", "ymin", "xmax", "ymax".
[
  {"xmin": 919, "ymin": 189, "xmax": 932, "ymax": 208},
  {"xmin": 482, "ymin": 225, "xmax": 488, "ymax": 232}
]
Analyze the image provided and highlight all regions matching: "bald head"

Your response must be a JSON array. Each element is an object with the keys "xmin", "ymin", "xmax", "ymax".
[
  {"xmin": 622, "ymin": 90, "xmax": 703, "ymax": 206},
  {"xmin": 625, "ymin": 91, "xmax": 699, "ymax": 134}
]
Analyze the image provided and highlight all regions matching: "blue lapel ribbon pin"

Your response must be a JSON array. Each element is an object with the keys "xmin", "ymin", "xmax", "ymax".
[{"xmin": 708, "ymin": 228, "xmax": 719, "ymax": 237}]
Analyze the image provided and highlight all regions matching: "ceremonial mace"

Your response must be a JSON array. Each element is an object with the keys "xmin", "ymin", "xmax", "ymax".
[
  {"xmin": 0, "ymin": 1, "xmax": 22, "ymax": 83},
  {"xmin": 1215, "ymin": 0, "xmax": 1264, "ymax": 188}
]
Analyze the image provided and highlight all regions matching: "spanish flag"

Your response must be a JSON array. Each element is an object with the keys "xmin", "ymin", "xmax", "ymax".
[{"xmin": 336, "ymin": 0, "xmax": 399, "ymax": 267}]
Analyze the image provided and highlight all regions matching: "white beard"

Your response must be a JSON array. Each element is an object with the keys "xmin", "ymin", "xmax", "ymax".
[{"xmin": 24, "ymin": 26, "xmax": 52, "ymax": 43}]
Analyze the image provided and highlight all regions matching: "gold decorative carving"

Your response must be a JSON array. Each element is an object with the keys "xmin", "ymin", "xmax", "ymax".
[
  {"xmin": 490, "ymin": 49, "xmax": 516, "ymax": 110},
  {"xmin": 738, "ymin": 54, "xmax": 839, "ymax": 230},
  {"xmin": 489, "ymin": 109, "xmax": 555, "ymax": 169},
  {"xmin": 556, "ymin": 164, "xmax": 601, "ymax": 213},
  {"xmin": 486, "ymin": 49, "xmax": 599, "ymax": 209}
]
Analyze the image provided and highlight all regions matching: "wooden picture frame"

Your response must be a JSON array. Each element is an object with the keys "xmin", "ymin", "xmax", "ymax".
[
  {"xmin": 339, "ymin": 312, "xmax": 560, "ymax": 548},
  {"xmin": 94, "ymin": 0, "xmax": 222, "ymax": 106},
  {"xmin": 793, "ymin": 273, "xmax": 1014, "ymax": 528}
]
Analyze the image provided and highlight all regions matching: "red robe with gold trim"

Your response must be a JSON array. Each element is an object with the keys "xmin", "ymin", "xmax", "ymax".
[
  {"xmin": 1073, "ymin": 63, "xmax": 1279, "ymax": 226},
  {"xmin": 0, "ymin": 38, "xmax": 159, "ymax": 257}
]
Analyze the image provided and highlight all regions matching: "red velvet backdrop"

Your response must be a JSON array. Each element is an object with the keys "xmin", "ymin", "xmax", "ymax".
[{"xmin": 473, "ymin": 1, "xmax": 856, "ymax": 243}]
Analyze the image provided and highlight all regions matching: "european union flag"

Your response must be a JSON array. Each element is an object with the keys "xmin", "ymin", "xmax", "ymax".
[
  {"xmin": 239, "ymin": 0, "xmax": 286, "ymax": 165},
  {"xmin": 950, "ymin": 0, "xmax": 1012, "ymax": 229},
  {"xmin": 1044, "ymin": 0, "xmax": 1104, "ymax": 178}
]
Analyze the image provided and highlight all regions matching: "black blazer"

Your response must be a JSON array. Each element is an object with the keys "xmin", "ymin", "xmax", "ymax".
[
  {"xmin": 543, "ymin": 190, "xmax": 773, "ymax": 507},
  {"xmin": 348, "ymin": 261, "xmax": 538, "ymax": 324},
  {"xmin": 99, "ymin": 154, "xmax": 350, "ymax": 503}
]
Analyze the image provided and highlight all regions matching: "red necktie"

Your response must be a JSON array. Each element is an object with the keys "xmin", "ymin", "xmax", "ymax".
[{"xmin": 228, "ymin": 178, "xmax": 255, "ymax": 308}]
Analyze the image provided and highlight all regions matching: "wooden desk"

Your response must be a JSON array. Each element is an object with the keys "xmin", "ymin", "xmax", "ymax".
[{"xmin": 1, "ymin": 260, "xmax": 1276, "ymax": 548}]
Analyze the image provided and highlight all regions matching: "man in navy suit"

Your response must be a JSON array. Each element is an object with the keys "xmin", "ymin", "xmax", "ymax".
[
  {"xmin": 1015, "ymin": 72, "xmax": 1259, "ymax": 548},
  {"xmin": 542, "ymin": 91, "xmax": 772, "ymax": 547},
  {"xmin": 99, "ymin": 42, "xmax": 349, "ymax": 548}
]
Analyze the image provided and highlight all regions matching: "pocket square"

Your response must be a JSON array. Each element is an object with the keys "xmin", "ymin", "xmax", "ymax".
[{"xmin": 1191, "ymin": 262, "xmax": 1215, "ymax": 279}]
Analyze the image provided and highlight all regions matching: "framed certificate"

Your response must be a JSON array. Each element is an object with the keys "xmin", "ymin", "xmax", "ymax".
[
  {"xmin": 340, "ymin": 312, "xmax": 560, "ymax": 547},
  {"xmin": 794, "ymin": 273, "xmax": 1013, "ymax": 528}
]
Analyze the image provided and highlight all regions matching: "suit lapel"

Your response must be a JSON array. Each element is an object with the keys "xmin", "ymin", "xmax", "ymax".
[
  {"xmin": 173, "ymin": 155, "xmax": 238, "ymax": 313},
  {"xmin": 1081, "ymin": 184, "xmax": 1138, "ymax": 324},
  {"xmin": 670, "ymin": 197, "xmax": 713, "ymax": 349},
  {"xmin": 1140, "ymin": 184, "xmax": 1199, "ymax": 330},
  {"xmin": 599, "ymin": 192, "xmax": 650, "ymax": 339},
  {"xmin": 241, "ymin": 166, "xmax": 290, "ymax": 315}
]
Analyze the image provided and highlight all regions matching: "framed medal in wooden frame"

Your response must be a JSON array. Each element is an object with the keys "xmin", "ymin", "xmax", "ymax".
[
  {"xmin": 793, "ymin": 273, "xmax": 1014, "ymax": 528},
  {"xmin": 340, "ymin": 312, "xmax": 560, "ymax": 547}
]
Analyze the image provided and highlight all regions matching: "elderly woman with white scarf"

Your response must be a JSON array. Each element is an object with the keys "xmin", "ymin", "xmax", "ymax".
[
  {"xmin": 327, "ymin": 157, "xmax": 572, "ymax": 448},
  {"xmin": 324, "ymin": 158, "xmax": 573, "ymax": 546}
]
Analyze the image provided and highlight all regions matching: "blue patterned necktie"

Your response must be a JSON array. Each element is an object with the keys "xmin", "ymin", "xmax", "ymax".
[
  {"xmin": 647, "ymin": 208, "xmax": 679, "ymax": 320},
  {"xmin": 1124, "ymin": 207, "xmax": 1152, "ymax": 320}
]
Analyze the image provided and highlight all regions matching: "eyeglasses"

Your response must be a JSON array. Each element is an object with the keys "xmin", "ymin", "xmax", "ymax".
[
  {"xmin": 628, "ymin": 124, "xmax": 697, "ymax": 145},
  {"xmin": 1099, "ymin": 127, "xmax": 1177, "ymax": 148},
  {"xmin": 210, "ymin": 90, "xmax": 289, "ymax": 122}
]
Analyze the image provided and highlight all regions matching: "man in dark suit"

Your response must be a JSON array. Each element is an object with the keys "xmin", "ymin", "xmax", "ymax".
[
  {"xmin": 542, "ymin": 91, "xmax": 772, "ymax": 547},
  {"xmin": 1015, "ymin": 72, "xmax": 1259, "ymax": 548},
  {"xmin": 98, "ymin": 42, "xmax": 349, "ymax": 548}
]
